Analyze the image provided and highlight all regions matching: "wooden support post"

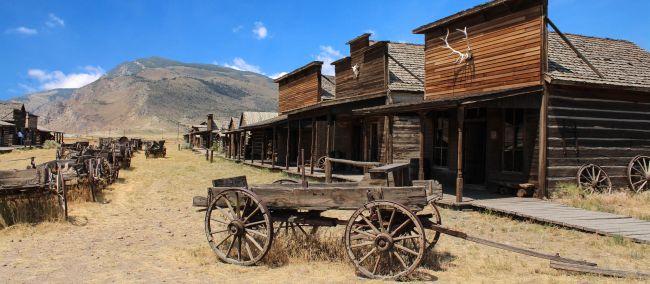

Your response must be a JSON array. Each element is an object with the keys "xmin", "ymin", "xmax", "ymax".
[
  {"xmin": 301, "ymin": 148, "xmax": 306, "ymax": 187},
  {"xmin": 537, "ymin": 86, "xmax": 549, "ymax": 198},
  {"xmin": 286, "ymin": 122, "xmax": 291, "ymax": 171},
  {"xmin": 362, "ymin": 118, "xmax": 368, "ymax": 163},
  {"xmin": 456, "ymin": 106, "xmax": 465, "ymax": 203},
  {"xmin": 206, "ymin": 147, "xmax": 209, "ymax": 160},
  {"xmin": 310, "ymin": 118, "xmax": 316, "ymax": 174},
  {"xmin": 297, "ymin": 120, "xmax": 302, "ymax": 173},
  {"xmin": 210, "ymin": 150, "xmax": 214, "ymax": 163},
  {"xmin": 326, "ymin": 114, "xmax": 332, "ymax": 158},
  {"xmin": 272, "ymin": 126, "xmax": 277, "ymax": 169},
  {"xmin": 262, "ymin": 130, "xmax": 267, "ymax": 165},
  {"xmin": 325, "ymin": 158, "xmax": 332, "ymax": 183},
  {"xmin": 238, "ymin": 132, "xmax": 243, "ymax": 161},
  {"xmin": 250, "ymin": 131, "xmax": 254, "ymax": 164},
  {"xmin": 418, "ymin": 112, "xmax": 426, "ymax": 180}
]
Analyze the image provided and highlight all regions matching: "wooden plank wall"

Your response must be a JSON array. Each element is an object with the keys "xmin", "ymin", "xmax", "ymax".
[
  {"xmin": 546, "ymin": 85, "xmax": 650, "ymax": 190},
  {"xmin": 334, "ymin": 44, "xmax": 387, "ymax": 99},
  {"xmin": 278, "ymin": 70, "xmax": 320, "ymax": 113},
  {"xmin": 423, "ymin": 4, "xmax": 543, "ymax": 99},
  {"xmin": 250, "ymin": 130, "xmax": 264, "ymax": 160},
  {"xmin": 0, "ymin": 127, "xmax": 14, "ymax": 147},
  {"xmin": 392, "ymin": 115, "xmax": 422, "ymax": 181}
]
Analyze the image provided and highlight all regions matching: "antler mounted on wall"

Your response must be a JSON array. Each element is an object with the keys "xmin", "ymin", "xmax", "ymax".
[{"xmin": 440, "ymin": 27, "xmax": 473, "ymax": 64}]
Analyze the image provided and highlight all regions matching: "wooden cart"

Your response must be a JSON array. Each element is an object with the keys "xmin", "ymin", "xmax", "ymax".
[
  {"xmin": 0, "ymin": 163, "xmax": 68, "ymax": 218},
  {"xmin": 145, "ymin": 140, "xmax": 166, "ymax": 159}
]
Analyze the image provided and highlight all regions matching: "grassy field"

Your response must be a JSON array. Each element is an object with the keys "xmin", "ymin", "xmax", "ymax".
[
  {"xmin": 552, "ymin": 183, "xmax": 650, "ymax": 221},
  {"xmin": 0, "ymin": 142, "xmax": 648, "ymax": 282}
]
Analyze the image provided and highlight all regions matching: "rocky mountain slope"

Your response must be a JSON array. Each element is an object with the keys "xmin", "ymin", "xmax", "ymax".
[{"xmin": 15, "ymin": 57, "xmax": 278, "ymax": 133}]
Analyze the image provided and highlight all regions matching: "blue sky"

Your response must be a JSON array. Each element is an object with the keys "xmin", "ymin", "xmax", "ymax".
[{"xmin": 1, "ymin": 0, "xmax": 649, "ymax": 99}]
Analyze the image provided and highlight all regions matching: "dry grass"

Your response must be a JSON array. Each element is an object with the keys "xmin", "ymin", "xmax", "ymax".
[
  {"xmin": 0, "ymin": 194, "xmax": 62, "ymax": 228},
  {"xmin": 552, "ymin": 182, "xmax": 650, "ymax": 221},
  {"xmin": 0, "ymin": 142, "xmax": 648, "ymax": 283}
]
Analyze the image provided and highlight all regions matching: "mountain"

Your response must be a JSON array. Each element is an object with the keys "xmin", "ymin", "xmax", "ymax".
[{"xmin": 15, "ymin": 56, "xmax": 278, "ymax": 133}]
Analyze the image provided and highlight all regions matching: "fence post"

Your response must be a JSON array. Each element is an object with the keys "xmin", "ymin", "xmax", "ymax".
[{"xmin": 325, "ymin": 157, "xmax": 332, "ymax": 183}]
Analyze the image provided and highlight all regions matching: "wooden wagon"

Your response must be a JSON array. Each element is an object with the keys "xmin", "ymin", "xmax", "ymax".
[
  {"xmin": 193, "ymin": 172, "xmax": 619, "ymax": 279},
  {"xmin": 0, "ymin": 163, "xmax": 68, "ymax": 219},
  {"xmin": 145, "ymin": 140, "xmax": 166, "ymax": 159}
]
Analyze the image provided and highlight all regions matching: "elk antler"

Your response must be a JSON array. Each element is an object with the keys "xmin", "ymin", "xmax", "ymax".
[{"xmin": 440, "ymin": 28, "xmax": 473, "ymax": 64}]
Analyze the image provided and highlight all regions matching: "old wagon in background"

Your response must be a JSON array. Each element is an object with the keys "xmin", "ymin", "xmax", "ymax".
[{"xmin": 145, "ymin": 140, "xmax": 166, "ymax": 158}]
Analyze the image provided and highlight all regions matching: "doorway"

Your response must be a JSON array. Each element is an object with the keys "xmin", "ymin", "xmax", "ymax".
[{"xmin": 463, "ymin": 108, "xmax": 487, "ymax": 185}]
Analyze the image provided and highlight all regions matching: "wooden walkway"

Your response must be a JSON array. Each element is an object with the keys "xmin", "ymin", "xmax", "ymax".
[{"xmin": 439, "ymin": 193, "xmax": 650, "ymax": 244}]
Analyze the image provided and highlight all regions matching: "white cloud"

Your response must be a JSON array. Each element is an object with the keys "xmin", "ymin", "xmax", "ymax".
[
  {"xmin": 5, "ymin": 26, "xmax": 38, "ymax": 35},
  {"xmin": 232, "ymin": 25, "xmax": 243, "ymax": 33},
  {"xmin": 221, "ymin": 57, "xmax": 262, "ymax": 74},
  {"xmin": 315, "ymin": 45, "xmax": 342, "ymax": 76},
  {"xmin": 270, "ymin": 72, "xmax": 288, "ymax": 79},
  {"xmin": 46, "ymin": 13, "xmax": 65, "ymax": 28},
  {"xmin": 27, "ymin": 66, "xmax": 104, "ymax": 90},
  {"xmin": 365, "ymin": 29, "xmax": 376, "ymax": 37},
  {"xmin": 252, "ymin": 21, "xmax": 268, "ymax": 39}
]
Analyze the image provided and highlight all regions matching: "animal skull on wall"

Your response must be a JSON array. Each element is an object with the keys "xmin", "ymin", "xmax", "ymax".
[
  {"xmin": 440, "ymin": 27, "xmax": 473, "ymax": 64},
  {"xmin": 352, "ymin": 64, "xmax": 360, "ymax": 79}
]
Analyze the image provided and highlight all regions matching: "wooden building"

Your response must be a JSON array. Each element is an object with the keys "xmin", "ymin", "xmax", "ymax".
[
  {"xmin": 0, "ymin": 121, "xmax": 14, "ymax": 147},
  {"xmin": 239, "ymin": 35, "xmax": 426, "ymax": 176},
  {"xmin": 352, "ymin": 0, "xmax": 650, "ymax": 201},
  {"xmin": 188, "ymin": 114, "xmax": 218, "ymax": 149}
]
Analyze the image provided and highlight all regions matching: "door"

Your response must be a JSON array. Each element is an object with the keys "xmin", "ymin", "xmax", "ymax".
[{"xmin": 463, "ymin": 109, "xmax": 487, "ymax": 185}]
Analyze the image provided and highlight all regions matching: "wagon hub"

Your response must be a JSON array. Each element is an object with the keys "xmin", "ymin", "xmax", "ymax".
[
  {"xmin": 374, "ymin": 233, "xmax": 394, "ymax": 252},
  {"xmin": 228, "ymin": 220, "xmax": 245, "ymax": 236}
]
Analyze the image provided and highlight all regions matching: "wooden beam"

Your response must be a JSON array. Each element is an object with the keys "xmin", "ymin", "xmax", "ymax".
[
  {"xmin": 297, "ymin": 119, "xmax": 302, "ymax": 173},
  {"xmin": 262, "ymin": 130, "xmax": 267, "ymax": 165},
  {"xmin": 286, "ymin": 122, "xmax": 291, "ymax": 170},
  {"xmin": 537, "ymin": 86, "xmax": 549, "ymax": 198},
  {"xmin": 546, "ymin": 17, "xmax": 604, "ymax": 79},
  {"xmin": 326, "ymin": 114, "xmax": 332, "ymax": 157},
  {"xmin": 418, "ymin": 112, "xmax": 426, "ymax": 180},
  {"xmin": 456, "ymin": 106, "xmax": 465, "ymax": 203},
  {"xmin": 310, "ymin": 118, "xmax": 316, "ymax": 174},
  {"xmin": 550, "ymin": 261, "xmax": 649, "ymax": 279},
  {"xmin": 271, "ymin": 126, "xmax": 277, "ymax": 169}
]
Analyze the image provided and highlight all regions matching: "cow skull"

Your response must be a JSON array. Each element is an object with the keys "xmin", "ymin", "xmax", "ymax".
[
  {"xmin": 440, "ymin": 27, "xmax": 473, "ymax": 64},
  {"xmin": 352, "ymin": 64, "xmax": 360, "ymax": 78}
]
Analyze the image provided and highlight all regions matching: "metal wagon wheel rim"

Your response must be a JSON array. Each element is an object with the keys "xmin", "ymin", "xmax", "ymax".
[
  {"xmin": 423, "ymin": 202, "xmax": 442, "ymax": 250},
  {"xmin": 577, "ymin": 164, "xmax": 612, "ymax": 194},
  {"xmin": 50, "ymin": 168, "xmax": 67, "ymax": 219},
  {"xmin": 627, "ymin": 155, "xmax": 650, "ymax": 193},
  {"xmin": 205, "ymin": 188, "xmax": 273, "ymax": 266},
  {"xmin": 345, "ymin": 201, "xmax": 426, "ymax": 280},
  {"xmin": 316, "ymin": 156, "xmax": 327, "ymax": 170}
]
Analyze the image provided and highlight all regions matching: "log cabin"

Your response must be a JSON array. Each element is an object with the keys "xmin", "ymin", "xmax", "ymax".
[{"xmin": 352, "ymin": 0, "xmax": 650, "ymax": 201}]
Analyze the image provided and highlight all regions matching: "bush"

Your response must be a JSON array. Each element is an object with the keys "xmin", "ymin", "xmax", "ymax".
[{"xmin": 42, "ymin": 140, "xmax": 60, "ymax": 149}]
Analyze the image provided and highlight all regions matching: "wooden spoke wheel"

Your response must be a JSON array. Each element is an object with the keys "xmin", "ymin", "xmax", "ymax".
[
  {"xmin": 205, "ymin": 188, "xmax": 273, "ymax": 266},
  {"xmin": 316, "ymin": 156, "xmax": 327, "ymax": 170},
  {"xmin": 423, "ymin": 202, "xmax": 442, "ymax": 250},
  {"xmin": 272, "ymin": 179, "xmax": 299, "ymax": 184},
  {"xmin": 627, "ymin": 155, "xmax": 650, "ymax": 193},
  {"xmin": 577, "ymin": 164, "xmax": 612, "ymax": 194},
  {"xmin": 50, "ymin": 168, "xmax": 67, "ymax": 219},
  {"xmin": 345, "ymin": 201, "xmax": 426, "ymax": 280}
]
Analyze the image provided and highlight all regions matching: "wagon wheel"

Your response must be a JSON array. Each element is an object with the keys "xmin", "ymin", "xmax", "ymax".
[
  {"xmin": 316, "ymin": 156, "xmax": 327, "ymax": 170},
  {"xmin": 50, "ymin": 168, "xmax": 68, "ymax": 219},
  {"xmin": 627, "ymin": 155, "xmax": 650, "ymax": 193},
  {"xmin": 423, "ymin": 202, "xmax": 442, "ymax": 250},
  {"xmin": 272, "ymin": 179, "xmax": 299, "ymax": 184},
  {"xmin": 205, "ymin": 188, "xmax": 273, "ymax": 266},
  {"xmin": 577, "ymin": 164, "xmax": 612, "ymax": 194},
  {"xmin": 345, "ymin": 201, "xmax": 426, "ymax": 280}
]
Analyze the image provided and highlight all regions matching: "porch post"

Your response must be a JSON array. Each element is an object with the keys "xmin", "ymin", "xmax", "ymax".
[
  {"xmin": 250, "ymin": 131, "xmax": 254, "ymax": 164},
  {"xmin": 310, "ymin": 117, "xmax": 316, "ymax": 174},
  {"xmin": 238, "ymin": 131, "xmax": 243, "ymax": 161},
  {"xmin": 362, "ymin": 118, "xmax": 368, "ymax": 162},
  {"xmin": 262, "ymin": 129, "xmax": 267, "ymax": 165},
  {"xmin": 297, "ymin": 119, "xmax": 302, "ymax": 173},
  {"xmin": 537, "ymin": 86, "xmax": 549, "ymax": 198},
  {"xmin": 286, "ymin": 121, "xmax": 291, "ymax": 170},
  {"xmin": 418, "ymin": 112, "xmax": 426, "ymax": 180},
  {"xmin": 272, "ymin": 126, "xmax": 277, "ymax": 169},
  {"xmin": 456, "ymin": 106, "xmax": 465, "ymax": 203},
  {"xmin": 326, "ymin": 114, "xmax": 332, "ymax": 158}
]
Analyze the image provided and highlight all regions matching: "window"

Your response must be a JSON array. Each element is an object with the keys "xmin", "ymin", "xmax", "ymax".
[
  {"xmin": 503, "ymin": 109, "xmax": 524, "ymax": 172},
  {"xmin": 432, "ymin": 114, "xmax": 449, "ymax": 167}
]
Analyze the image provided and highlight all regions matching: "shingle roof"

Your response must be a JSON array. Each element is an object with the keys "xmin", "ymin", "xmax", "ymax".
[
  {"xmin": 547, "ymin": 32, "xmax": 650, "ymax": 90},
  {"xmin": 0, "ymin": 120, "xmax": 14, "ymax": 126},
  {"xmin": 0, "ymin": 102, "xmax": 23, "ymax": 121},
  {"xmin": 387, "ymin": 42, "xmax": 425, "ymax": 92},
  {"xmin": 239, "ymin": 112, "xmax": 278, "ymax": 127},
  {"xmin": 241, "ymin": 114, "xmax": 288, "ymax": 129},
  {"xmin": 321, "ymin": 75, "xmax": 336, "ymax": 100}
]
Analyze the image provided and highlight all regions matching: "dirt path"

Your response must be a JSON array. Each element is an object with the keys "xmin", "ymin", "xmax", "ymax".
[
  {"xmin": 0, "ymin": 147, "xmax": 357, "ymax": 283},
  {"xmin": 1, "ymin": 144, "xmax": 648, "ymax": 283}
]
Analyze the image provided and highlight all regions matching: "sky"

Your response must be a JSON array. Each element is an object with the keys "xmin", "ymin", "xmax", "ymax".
[{"xmin": 1, "ymin": 0, "xmax": 649, "ymax": 99}]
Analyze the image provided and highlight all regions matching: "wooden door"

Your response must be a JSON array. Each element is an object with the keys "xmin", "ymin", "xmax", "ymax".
[{"xmin": 463, "ymin": 110, "xmax": 487, "ymax": 185}]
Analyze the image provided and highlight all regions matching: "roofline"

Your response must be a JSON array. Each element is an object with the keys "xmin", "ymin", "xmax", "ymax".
[
  {"xmin": 346, "ymin": 33, "xmax": 372, "ymax": 45},
  {"xmin": 273, "ymin": 61, "xmax": 323, "ymax": 83},
  {"xmin": 544, "ymin": 75, "xmax": 650, "ymax": 93},
  {"xmin": 283, "ymin": 92, "xmax": 387, "ymax": 116},
  {"xmin": 412, "ymin": 0, "xmax": 514, "ymax": 34}
]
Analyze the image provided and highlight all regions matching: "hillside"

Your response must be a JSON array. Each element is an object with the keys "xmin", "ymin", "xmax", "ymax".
[{"xmin": 16, "ymin": 57, "xmax": 278, "ymax": 133}]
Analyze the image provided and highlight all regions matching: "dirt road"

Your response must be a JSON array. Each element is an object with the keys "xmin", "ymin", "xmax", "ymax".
[{"xmin": 1, "ymin": 144, "xmax": 648, "ymax": 283}]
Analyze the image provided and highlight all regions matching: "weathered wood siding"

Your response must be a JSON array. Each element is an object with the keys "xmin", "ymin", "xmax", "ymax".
[
  {"xmin": 392, "ymin": 115, "xmax": 422, "ymax": 181},
  {"xmin": 250, "ymin": 130, "xmax": 264, "ymax": 160},
  {"xmin": 278, "ymin": 70, "xmax": 320, "ymax": 113},
  {"xmin": 546, "ymin": 85, "xmax": 650, "ymax": 190},
  {"xmin": 423, "ymin": 4, "xmax": 544, "ymax": 99},
  {"xmin": 334, "ymin": 44, "xmax": 387, "ymax": 99},
  {"xmin": 0, "ymin": 126, "xmax": 14, "ymax": 147}
]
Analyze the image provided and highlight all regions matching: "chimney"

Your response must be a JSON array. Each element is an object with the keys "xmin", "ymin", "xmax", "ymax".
[{"xmin": 207, "ymin": 114, "xmax": 214, "ymax": 131}]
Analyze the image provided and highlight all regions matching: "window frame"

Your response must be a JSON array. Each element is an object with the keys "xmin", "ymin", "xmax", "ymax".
[{"xmin": 501, "ymin": 108, "xmax": 526, "ymax": 173}]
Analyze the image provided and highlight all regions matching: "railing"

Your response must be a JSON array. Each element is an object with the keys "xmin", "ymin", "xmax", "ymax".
[{"xmin": 324, "ymin": 157, "xmax": 383, "ymax": 183}]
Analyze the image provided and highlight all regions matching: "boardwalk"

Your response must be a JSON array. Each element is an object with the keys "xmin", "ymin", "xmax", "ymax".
[{"xmin": 439, "ymin": 192, "xmax": 650, "ymax": 244}]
